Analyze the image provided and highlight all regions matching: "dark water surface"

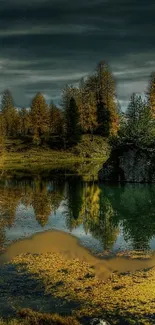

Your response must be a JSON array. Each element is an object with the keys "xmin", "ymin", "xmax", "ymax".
[{"xmin": 0, "ymin": 171, "xmax": 155, "ymax": 258}]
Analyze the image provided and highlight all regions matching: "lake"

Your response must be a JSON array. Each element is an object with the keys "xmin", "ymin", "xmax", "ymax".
[
  {"xmin": 0, "ymin": 170, "xmax": 155, "ymax": 259},
  {"xmin": 0, "ymin": 169, "xmax": 155, "ymax": 323}
]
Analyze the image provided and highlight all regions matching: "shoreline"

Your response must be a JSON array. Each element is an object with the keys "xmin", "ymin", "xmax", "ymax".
[
  {"xmin": 1, "ymin": 229, "xmax": 155, "ymax": 278},
  {"xmin": 0, "ymin": 249, "xmax": 154, "ymax": 324}
]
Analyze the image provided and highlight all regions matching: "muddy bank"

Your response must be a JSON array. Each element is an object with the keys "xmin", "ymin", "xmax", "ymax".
[
  {"xmin": 0, "ymin": 230, "xmax": 155, "ymax": 279},
  {"xmin": 0, "ymin": 230, "xmax": 155, "ymax": 324}
]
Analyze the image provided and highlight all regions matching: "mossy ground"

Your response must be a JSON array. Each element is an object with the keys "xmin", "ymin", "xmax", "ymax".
[{"xmin": 0, "ymin": 252, "xmax": 154, "ymax": 325}]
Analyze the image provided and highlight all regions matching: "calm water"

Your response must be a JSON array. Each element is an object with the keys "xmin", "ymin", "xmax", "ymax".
[{"xmin": 0, "ymin": 172, "xmax": 155, "ymax": 257}]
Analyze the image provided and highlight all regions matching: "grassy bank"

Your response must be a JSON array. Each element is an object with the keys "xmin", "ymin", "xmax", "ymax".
[
  {"xmin": 0, "ymin": 136, "xmax": 109, "ymax": 182},
  {"xmin": 1, "ymin": 149, "xmax": 85, "ymax": 170},
  {"xmin": 0, "ymin": 252, "xmax": 154, "ymax": 325},
  {"xmin": 0, "ymin": 152, "xmax": 106, "ymax": 181},
  {"xmin": 0, "ymin": 135, "xmax": 109, "ymax": 170}
]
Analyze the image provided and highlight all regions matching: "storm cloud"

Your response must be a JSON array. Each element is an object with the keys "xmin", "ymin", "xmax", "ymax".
[{"xmin": 0, "ymin": 0, "xmax": 154, "ymax": 110}]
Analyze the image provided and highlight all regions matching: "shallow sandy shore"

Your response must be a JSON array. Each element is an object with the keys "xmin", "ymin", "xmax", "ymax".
[
  {"xmin": 0, "ymin": 229, "xmax": 155, "ymax": 280},
  {"xmin": 0, "ymin": 230, "xmax": 155, "ymax": 324}
]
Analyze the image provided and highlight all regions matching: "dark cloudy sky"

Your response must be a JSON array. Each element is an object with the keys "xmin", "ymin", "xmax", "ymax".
[{"xmin": 0, "ymin": 0, "xmax": 155, "ymax": 110}]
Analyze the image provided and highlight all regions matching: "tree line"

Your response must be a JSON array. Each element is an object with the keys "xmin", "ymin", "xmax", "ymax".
[{"xmin": 0, "ymin": 60, "xmax": 155, "ymax": 150}]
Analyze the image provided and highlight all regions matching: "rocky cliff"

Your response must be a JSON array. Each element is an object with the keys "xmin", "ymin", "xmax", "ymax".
[{"xmin": 99, "ymin": 146, "xmax": 155, "ymax": 183}]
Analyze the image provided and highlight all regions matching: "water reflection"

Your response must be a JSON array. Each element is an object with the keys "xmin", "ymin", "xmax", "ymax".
[{"xmin": 0, "ymin": 175, "xmax": 155, "ymax": 255}]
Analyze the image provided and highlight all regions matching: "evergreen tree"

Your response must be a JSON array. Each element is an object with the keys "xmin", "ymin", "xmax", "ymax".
[
  {"xmin": 95, "ymin": 61, "xmax": 119, "ymax": 136},
  {"xmin": 119, "ymin": 93, "xmax": 155, "ymax": 147},
  {"xmin": 61, "ymin": 85, "xmax": 83, "ymax": 129},
  {"xmin": 20, "ymin": 108, "xmax": 31, "ymax": 136},
  {"xmin": 61, "ymin": 81, "xmax": 97, "ymax": 137},
  {"xmin": 147, "ymin": 72, "xmax": 155, "ymax": 117},
  {"xmin": 61, "ymin": 85, "xmax": 77, "ymax": 111},
  {"xmin": 30, "ymin": 92, "xmax": 49, "ymax": 144},
  {"xmin": 65, "ymin": 96, "xmax": 81, "ymax": 145},
  {"xmin": 49, "ymin": 101, "xmax": 63, "ymax": 135}
]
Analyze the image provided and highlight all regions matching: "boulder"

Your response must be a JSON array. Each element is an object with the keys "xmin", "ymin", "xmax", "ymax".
[
  {"xmin": 90, "ymin": 318, "xmax": 111, "ymax": 325},
  {"xmin": 99, "ymin": 146, "xmax": 155, "ymax": 183}
]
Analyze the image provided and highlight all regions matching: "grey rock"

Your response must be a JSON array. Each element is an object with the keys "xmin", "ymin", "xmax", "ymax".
[
  {"xmin": 90, "ymin": 318, "xmax": 111, "ymax": 325},
  {"xmin": 99, "ymin": 147, "xmax": 155, "ymax": 183}
]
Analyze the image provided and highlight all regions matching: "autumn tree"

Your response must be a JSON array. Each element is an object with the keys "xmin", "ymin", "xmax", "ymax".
[
  {"xmin": 1, "ymin": 89, "xmax": 19, "ymax": 137},
  {"xmin": 30, "ymin": 92, "xmax": 49, "ymax": 144},
  {"xmin": 0, "ymin": 113, "xmax": 5, "ymax": 153},
  {"xmin": 78, "ymin": 76, "xmax": 98, "ymax": 137},
  {"xmin": 20, "ymin": 108, "xmax": 31, "ymax": 137},
  {"xmin": 49, "ymin": 101, "xmax": 63, "ymax": 135},
  {"xmin": 147, "ymin": 72, "xmax": 155, "ymax": 117},
  {"xmin": 95, "ymin": 61, "xmax": 119, "ymax": 137}
]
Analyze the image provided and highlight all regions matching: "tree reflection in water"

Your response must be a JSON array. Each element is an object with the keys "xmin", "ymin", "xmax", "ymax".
[{"xmin": 0, "ymin": 175, "xmax": 155, "ymax": 254}]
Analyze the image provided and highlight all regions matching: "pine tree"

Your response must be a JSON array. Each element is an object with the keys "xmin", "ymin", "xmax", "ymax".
[
  {"xmin": 95, "ymin": 61, "xmax": 119, "ymax": 136},
  {"xmin": 49, "ymin": 101, "xmax": 63, "ymax": 135},
  {"xmin": 61, "ymin": 86, "xmax": 81, "ymax": 146},
  {"xmin": 65, "ymin": 97, "xmax": 81, "ymax": 145},
  {"xmin": 147, "ymin": 72, "xmax": 155, "ymax": 117},
  {"xmin": 30, "ymin": 92, "xmax": 49, "ymax": 144},
  {"xmin": 20, "ymin": 108, "xmax": 31, "ymax": 137},
  {"xmin": 121, "ymin": 93, "xmax": 155, "ymax": 147},
  {"xmin": 61, "ymin": 85, "xmax": 77, "ymax": 111},
  {"xmin": 61, "ymin": 85, "xmax": 82, "ymax": 128}
]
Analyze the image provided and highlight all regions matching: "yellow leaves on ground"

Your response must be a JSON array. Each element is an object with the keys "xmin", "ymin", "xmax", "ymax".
[{"xmin": 11, "ymin": 252, "xmax": 155, "ymax": 324}]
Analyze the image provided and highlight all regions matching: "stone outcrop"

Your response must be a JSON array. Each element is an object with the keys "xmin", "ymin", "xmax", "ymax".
[
  {"xmin": 99, "ymin": 146, "xmax": 155, "ymax": 183},
  {"xmin": 90, "ymin": 318, "xmax": 111, "ymax": 325}
]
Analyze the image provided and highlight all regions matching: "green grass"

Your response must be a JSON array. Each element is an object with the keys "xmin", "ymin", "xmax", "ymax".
[{"xmin": 0, "ymin": 135, "xmax": 109, "ymax": 175}]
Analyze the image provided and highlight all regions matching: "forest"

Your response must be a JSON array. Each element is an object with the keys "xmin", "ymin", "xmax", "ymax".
[{"xmin": 0, "ymin": 60, "xmax": 155, "ymax": 152}]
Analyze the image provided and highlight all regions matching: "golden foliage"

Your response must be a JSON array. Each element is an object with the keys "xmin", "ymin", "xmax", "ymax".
[{"xmin": 11, "ymin": 252, "xmax": 155, "ymax": 324}]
